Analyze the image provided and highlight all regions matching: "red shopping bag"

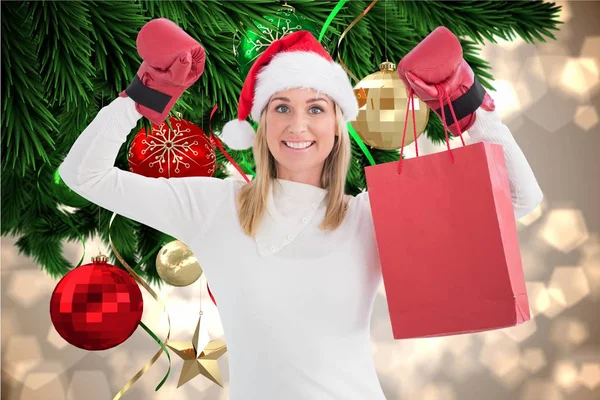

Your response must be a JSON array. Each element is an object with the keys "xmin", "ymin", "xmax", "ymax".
[{"xmin": 364, "ymin": 88, "xmax": 530, "ymax": 339}]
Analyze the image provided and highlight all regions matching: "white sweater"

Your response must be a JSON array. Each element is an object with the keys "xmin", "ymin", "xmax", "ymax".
[{"xmin": 58, "ymin": 96, "xmax": 542, "ymax": 400}]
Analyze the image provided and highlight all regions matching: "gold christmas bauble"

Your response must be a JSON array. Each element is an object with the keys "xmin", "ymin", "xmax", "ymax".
[
  {"xmin": 351, "ymin": 61, "xmax": 429, "ymax": 150},
  {"xmin": 156, "ymin": 240, "xmax": 202, "ymax": 287}
]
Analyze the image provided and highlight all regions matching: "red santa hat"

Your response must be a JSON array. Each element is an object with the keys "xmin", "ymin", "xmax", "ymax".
[{"xmin": 220, "ymin": 30, "xmax": 358, "ymax": 150}]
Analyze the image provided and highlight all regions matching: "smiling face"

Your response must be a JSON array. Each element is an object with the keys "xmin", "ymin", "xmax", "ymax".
[{"xmin": 265, "ymin": 88, "xmax": 337, "ymax": 186}]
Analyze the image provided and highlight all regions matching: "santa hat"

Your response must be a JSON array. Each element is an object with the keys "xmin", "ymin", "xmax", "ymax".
[{"xmin": 220, "ymin": 30, "xmax": 358, "ymax": 150}]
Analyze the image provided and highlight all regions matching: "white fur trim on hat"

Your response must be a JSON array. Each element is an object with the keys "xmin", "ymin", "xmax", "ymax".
[
  {"xmin": 251, "ymin": 51, "xmax": 358, "ymax": 123},
  {"xmin": 220, "ymin": 119, "xmax": 255, "ymax": 150}
]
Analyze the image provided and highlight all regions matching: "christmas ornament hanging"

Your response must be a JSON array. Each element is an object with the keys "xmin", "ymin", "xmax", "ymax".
[
  {"xmin": 234, "ymin": 5, "xmax": 320, "ymax": 80},
  {"xmin": 351, "ymin": 61, "xmax": 430, "ymax": 150},
  {"xmin": 128, "ymin": 116, "xmax": 216, "ymax": 179},
  {"xmin": 49, "ymin": 253, "xmax": 143, "ymax": 351},
  {"xmin": 53, "ymin": 168, "xmax": 91, "ymax": 208},
  {"xmin": 167, "ymin": 311, "xmax": 228, "ymax": 387},
  {"xmin": 156, "ymin": 240, "xmax": 203, "ymax": 287}
]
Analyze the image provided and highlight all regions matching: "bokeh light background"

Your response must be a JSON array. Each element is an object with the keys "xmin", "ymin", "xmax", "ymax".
[{"xmin": 2, "ymin": 1, "xmax": 599, "ymax": 399}]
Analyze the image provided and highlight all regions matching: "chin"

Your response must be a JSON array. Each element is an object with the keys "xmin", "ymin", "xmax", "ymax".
[{"xmin": 278, "ymin": 161, "xmax": 317, "ymax": 172}]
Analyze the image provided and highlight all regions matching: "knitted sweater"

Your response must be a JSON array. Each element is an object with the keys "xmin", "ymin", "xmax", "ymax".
[{"xmin": 58, "ymin": 96, "xmax": 542, "ymax": 400}]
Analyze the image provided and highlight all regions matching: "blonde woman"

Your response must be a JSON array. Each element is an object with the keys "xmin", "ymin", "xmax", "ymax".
[{"xmin": 60, "ymin": 20, "xmax": 542, "ymax": 400}]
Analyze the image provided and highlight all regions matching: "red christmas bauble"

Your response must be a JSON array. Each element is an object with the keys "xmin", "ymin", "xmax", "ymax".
[
  {"xmin": 128, "ymin": 117, "xmax": 216, "ymax": 178},
  {"xmin": 49, "ymin": 254, "xmax": 143, "ymax": 351}
]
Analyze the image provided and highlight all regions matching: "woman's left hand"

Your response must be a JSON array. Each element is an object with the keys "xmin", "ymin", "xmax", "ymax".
[{"xmin": 397, "ymin": 26, "xmax": 495, "ymax": 136}]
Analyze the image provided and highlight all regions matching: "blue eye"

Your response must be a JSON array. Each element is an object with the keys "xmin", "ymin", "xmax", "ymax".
[
  {"xmin": 310, "ymin": 106, "xmax": 323, "ymax": 114},
  {"xmin": 275, "ymin": 105, "xmax": 289, "ymax": 113}
]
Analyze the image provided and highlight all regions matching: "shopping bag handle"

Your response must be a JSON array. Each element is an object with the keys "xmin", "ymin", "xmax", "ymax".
[{"xmin": 397, "ymin": 84, "xmax": 467, "ymax": 175}]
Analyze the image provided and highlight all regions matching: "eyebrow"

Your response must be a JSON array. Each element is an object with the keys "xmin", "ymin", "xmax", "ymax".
[{"xmin": 270, "ymin": 96, "xmax": 329, "ymax": 104}]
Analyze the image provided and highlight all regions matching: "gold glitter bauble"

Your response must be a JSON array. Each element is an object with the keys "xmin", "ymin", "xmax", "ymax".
[
  {"xmin": 351, "ymin": 61, "xmax": 429, "ymax": 150},
  {"xmin": 156, "ymin": 240, "xmax": 202, "ymax": 287}
]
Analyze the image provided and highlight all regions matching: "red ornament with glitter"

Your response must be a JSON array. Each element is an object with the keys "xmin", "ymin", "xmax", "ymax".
[
  {"xmin": 49, "ymin": 253, "xmax": 143, "ymax": 351},
  {"xmin": 128, "ymin": 116, "xmax": 216, "ymax": 178}
]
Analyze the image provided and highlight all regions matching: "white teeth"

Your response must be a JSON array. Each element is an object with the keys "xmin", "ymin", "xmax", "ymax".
[{"xmin": 284, "ymin": 141, "xmax": 314, "ymax": 149}]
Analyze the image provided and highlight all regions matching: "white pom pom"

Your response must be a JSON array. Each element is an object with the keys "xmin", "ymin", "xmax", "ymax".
[{"xmin": 220, "ymin": 119, "xmax": 255, "ymax": 150}]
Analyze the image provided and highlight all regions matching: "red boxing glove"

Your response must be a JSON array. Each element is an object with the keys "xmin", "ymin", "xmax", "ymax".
[
  {"xmin": 397, "ymin": 26, "xmax": 495, "ymax": 136},
  {"xmin": 119, "ymin": 18, "xmax": 206, "ymax": 125}
]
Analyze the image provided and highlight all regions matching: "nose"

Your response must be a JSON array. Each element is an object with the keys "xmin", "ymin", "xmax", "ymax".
[{"xmin": 287, "ymin": 113, "xmax": 308, "ymax": 136}]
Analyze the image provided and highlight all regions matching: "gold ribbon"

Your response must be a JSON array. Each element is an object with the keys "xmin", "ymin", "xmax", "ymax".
[
  {"xmin": 336, "ymin": 0, "xmax": 379, "ymax": 84},
  {"xmin": 108, "ymin": 212, "xmax": 172, "ymax": 400}
]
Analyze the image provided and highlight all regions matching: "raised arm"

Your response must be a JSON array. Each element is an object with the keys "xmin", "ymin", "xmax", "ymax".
[
  {"xmin": 398, "ymin": 26, "xmax": 543, "ymax": 221},
  {"xmin": 58, "ymin": 18, "xmax": 228, "ymax": 244},
  {"xmin": 467, "ymin": 109, "xmax": 543, "ymax": 219},
  {"xmin": 58, "ymin": 96, "xmax": 227, "ymax": 245}
]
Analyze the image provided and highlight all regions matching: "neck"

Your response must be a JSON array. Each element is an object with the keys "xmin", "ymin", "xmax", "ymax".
[{"xmin": 276, "ymin": 164, "xmax": 323, "ymax": 188}]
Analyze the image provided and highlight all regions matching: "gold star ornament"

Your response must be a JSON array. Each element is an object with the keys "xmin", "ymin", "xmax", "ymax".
[{"xmin": 166, "ymin": 312, "xmax": 227, "ymax": 388}]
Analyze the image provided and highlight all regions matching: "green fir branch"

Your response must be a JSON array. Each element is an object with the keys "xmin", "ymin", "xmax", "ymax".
[
  {"xmin": 460, "ymin": 39, "xmax": 496, "ymax": 91},
  {"xmin": 26, "ymin": 1, "xmax": 96, "ymax": 111},
  {"xmin": 396, "ymin": 0, "xmax": 562, "ymax": 44},
  {"xmin": 1, "ymin": 0, "xmax": 563, "ymax": 285},
  {"xmin": 136, "ymin": 224, "xmax": 169, "ymax": 286},
  {"xmin": 1, "ymin": 167, "xmax": 36, "ymax": 236},
  {"xmin": 87, "ymin": 1, "xmax": 146, "ymax": 96},
  {"xmin": 15, "ymin": 233, "xmax": 71, "ymax": 278},
  {"xmin": 100, "ymin": 212, "xmax": 143, "ymax": 274},
  {"xmin": 1, "ymin": 2, "xmax": 58, "ymax": 176},
  {"xmin": 14, "ymin": 207, "xmax": 98, "ymax": 278}
]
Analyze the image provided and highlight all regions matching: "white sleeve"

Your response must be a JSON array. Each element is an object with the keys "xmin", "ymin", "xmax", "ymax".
[
  {"xmin": 58, "ymin": 96, "xmax": 228, "ymax": 245},
  {"xmin": 467, "ymin": 108, "xmax": 544, "ymax": 220}
]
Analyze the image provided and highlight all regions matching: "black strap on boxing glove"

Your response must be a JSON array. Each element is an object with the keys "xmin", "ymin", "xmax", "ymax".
[
  {"xmin": 433, "ymin": 77, "xmax": 486, "ymax": 126},
  {"xmin": 124, "ymin": 74, "xmax": 172, "ymax": 113}
]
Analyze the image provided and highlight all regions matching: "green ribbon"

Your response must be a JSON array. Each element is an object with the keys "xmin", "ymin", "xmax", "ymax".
[
  {"xmin": 135, "ymin": 242, "xmax": 163, "ymax": 273},
  {"xmin": 318, "ymin": 0, "xmax": 376, "ymax": 167},
  {"xmin": 139, "ymin": 321, "xmax": 172, "ymax": 391},
  {"xmin": 318, "ymin": 0, "xmax": 348, "ymax": 42},
  {"xmin": 240, "ymin": 152, "xmax": 255, "ymax": 178},
  {"xmin": 348, "ymin": 124, "xmax": 376, "ymax": 166}
]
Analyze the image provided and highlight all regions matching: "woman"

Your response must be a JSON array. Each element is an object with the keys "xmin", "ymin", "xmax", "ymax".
[{"xmin": 59, "ymin": 24, "xmax": 542, "ymax": 400}]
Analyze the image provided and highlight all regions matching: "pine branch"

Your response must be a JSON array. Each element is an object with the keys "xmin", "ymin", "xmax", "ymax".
[
  {"xmin": 87, "ymin": 1, "xmax": 146, "ymax": 96},
  {"xmin": 136, "ymin": 224, "xmax": 168, "ymax": 286},
  {"xmin": 99, "ymin": 212, "xmax": 143, "ymax": 275},
  {"xmin": 14, "ymin": 208, "xmax": 98, "ymax": 278},
  {"xmin": 460, "ymin": 39, "xmax": 495, "ymax": 91},
  {"xmin": 61, "ymin": 206, "xmax": 98, "ymax": 245},
  {"xmin": 348, "ymin": 137, "xmax": 369, "ymax": 195},
  {"xmin": 346, "ymin": 157, "xmax": 365, "ymax": 196},
  {"xmin": 1, "ymin": 2, "xmax": 58, "ymax": 176},
  {"xmin": 1, "ymin": 167, "xmax": 35, "ymax": 236},
  {"xmin": 1, "ymin": 121, "xmax": 70, "ymax": 236},
  {"xmin": 423, "ymin": 114, "xmax": 448, "ymax": 145},
  {"xmin": 15, "ymin": 233, "xmax": 71, "ymax": 278},
  {"xmin": 54, "ymin": 95, "xmax": 104, "ymax": 148},
  {"xmin": 396, "ymin": 0, "xmax": 562, "ymax": 44},
  {"xmin": 2, "ymin": 0, "xmax": 563, "ymax": 286},
  {"xmin": 27, "ymin": 1, "xmax": 96, "ymax": 111}
]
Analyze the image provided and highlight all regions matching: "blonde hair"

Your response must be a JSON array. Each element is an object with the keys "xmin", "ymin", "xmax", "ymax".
[{"xmin": 237, "ymin": 103, "xmax": 351, "ymax": 237}]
